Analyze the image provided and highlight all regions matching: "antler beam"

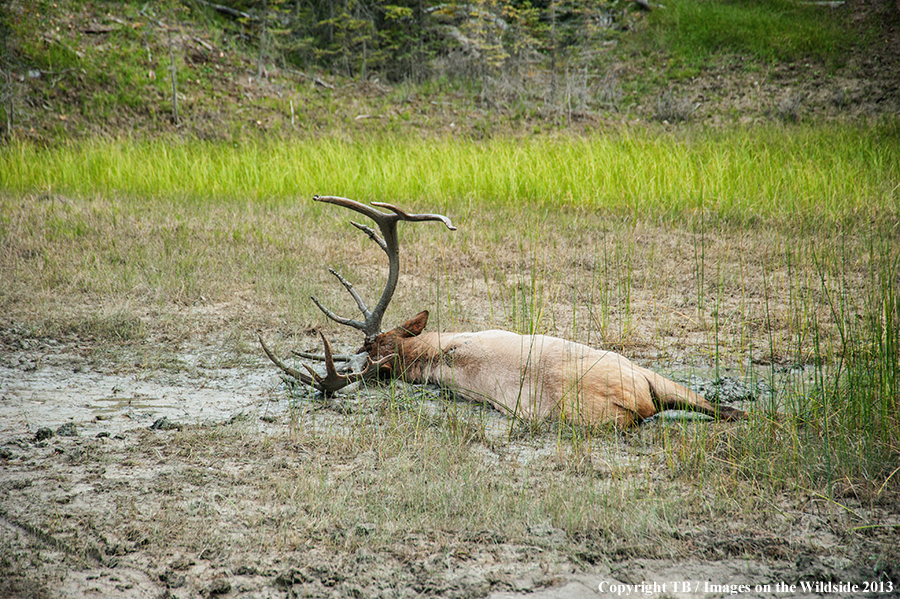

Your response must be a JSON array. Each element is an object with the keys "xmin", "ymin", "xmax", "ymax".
[{"xmin": 311, "ymin": 195, "xmax": 456, "ymax": 343}]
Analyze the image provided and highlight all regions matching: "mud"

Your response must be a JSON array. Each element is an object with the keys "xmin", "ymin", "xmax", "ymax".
[
  {"xmin": 1, "ymin": 342, "xmax": 279, "ymax": 443},
  {"xmin": 2, "ymin": 334, "xmax": 897, "ymax": 599}
]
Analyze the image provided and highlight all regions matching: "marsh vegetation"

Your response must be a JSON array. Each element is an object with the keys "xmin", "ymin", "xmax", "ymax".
[
  {"xmin": 1, "ymin": 0, "xmax": 899, "ymax": 597},
  {"xmin": 2, "ymin": 126, "xmax": 898, "ymax": 597}
]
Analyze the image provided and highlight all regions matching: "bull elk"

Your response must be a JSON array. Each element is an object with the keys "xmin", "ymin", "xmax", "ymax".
[{"xmin": 259, "ymin": 196, "xmax": 745, "ymax": 428}]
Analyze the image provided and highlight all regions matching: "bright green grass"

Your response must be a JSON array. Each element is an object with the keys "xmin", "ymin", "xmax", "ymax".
[
  {"xmin": 645, "ymin": 0, "xmax": 858, "ymax": 65},
  {"xmin": 2, "ymin": 124, "xmax": 898, "ymax": 222}
]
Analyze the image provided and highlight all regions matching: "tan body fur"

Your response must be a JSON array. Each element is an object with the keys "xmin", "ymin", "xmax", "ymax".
[{"xmin": 367, "ymin": 311, "xmax": 744, "ymax": 428}]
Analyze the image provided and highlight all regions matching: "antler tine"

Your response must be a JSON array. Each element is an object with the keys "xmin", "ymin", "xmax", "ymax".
[
  {"xmin": 313, "ymin": 195, "xmax": 393, "ymax": 228},
  {"xmin": 309, "ymin": 295, "xmax": 367, "ymax": 331},
  {"xmin": 326, "ymin": 267, "xmax": 372, "ymax": 320},
  {"xmin": 370, "ymin": 202, "xmax": 458, "ymax": 231},
  {"xmin": 258, "ymin": 332, "xmax": 319, "ymax": 388},
  {"xmin": 318, "ymin": 330, "xmax": 342, "ymax": 380},
  {"xmin": 313, "ymin": 195, "xmax": 456, "ymax": 341},
  {"xmin": 350, "ymin": 221, "xmax": 387, "ymax": 252},
  {"xmin": 259, "ymin": 331, "xmax": 393, "ymax": 395}
]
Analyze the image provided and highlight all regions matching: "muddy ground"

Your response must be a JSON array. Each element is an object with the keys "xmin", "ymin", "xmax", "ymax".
[{"xmin": 1, "ymin": 328, "xmax": 898, "ymax": 599}]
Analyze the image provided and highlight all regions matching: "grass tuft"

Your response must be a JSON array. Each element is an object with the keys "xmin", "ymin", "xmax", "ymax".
[{"xmin": 645, "ymin": 0, "xmax": 858, "ymax": 66}]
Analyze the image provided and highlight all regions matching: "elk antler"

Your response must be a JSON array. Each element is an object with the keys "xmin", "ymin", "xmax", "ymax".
[
  {"xmin": 310, "ymin": 195, "xmax": 456, "ymax": 343},
  {"xmin": 259, "ymin": 196, "xmax": 456, "ymax": 395},
  {"xmin": 258, "ymin": 330, "xmax": 392, "ymax": 394}
]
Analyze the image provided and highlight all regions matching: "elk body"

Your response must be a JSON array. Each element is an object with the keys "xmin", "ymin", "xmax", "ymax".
[
  {"xmin": 260, "ymin": 196, "xmax": 745, "ymax": 428},
  {"xmin": 364, "ymin": 311, "xmax": 744, "ymax": 427}
]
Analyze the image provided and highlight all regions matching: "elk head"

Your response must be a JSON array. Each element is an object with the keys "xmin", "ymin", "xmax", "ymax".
[{"xmin": 259, "ymin": 196, "xmax": 456, "ymax": 394}]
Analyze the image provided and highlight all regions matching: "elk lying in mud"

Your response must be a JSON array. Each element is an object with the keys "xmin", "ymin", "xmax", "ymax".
[{"xmin": 259, "ymin": 196, "xmax": 745, "ymax": 428}]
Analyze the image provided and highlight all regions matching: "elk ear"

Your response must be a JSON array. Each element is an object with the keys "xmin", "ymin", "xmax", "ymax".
[{"xmin": 397, "ymin": 311, "xmax": 429, "ymax": 338}]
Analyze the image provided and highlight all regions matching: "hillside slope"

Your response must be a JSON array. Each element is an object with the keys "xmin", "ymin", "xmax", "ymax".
[{"xmin": 1, "ymin": 0, "xmax": 898, "ymax": 142}]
